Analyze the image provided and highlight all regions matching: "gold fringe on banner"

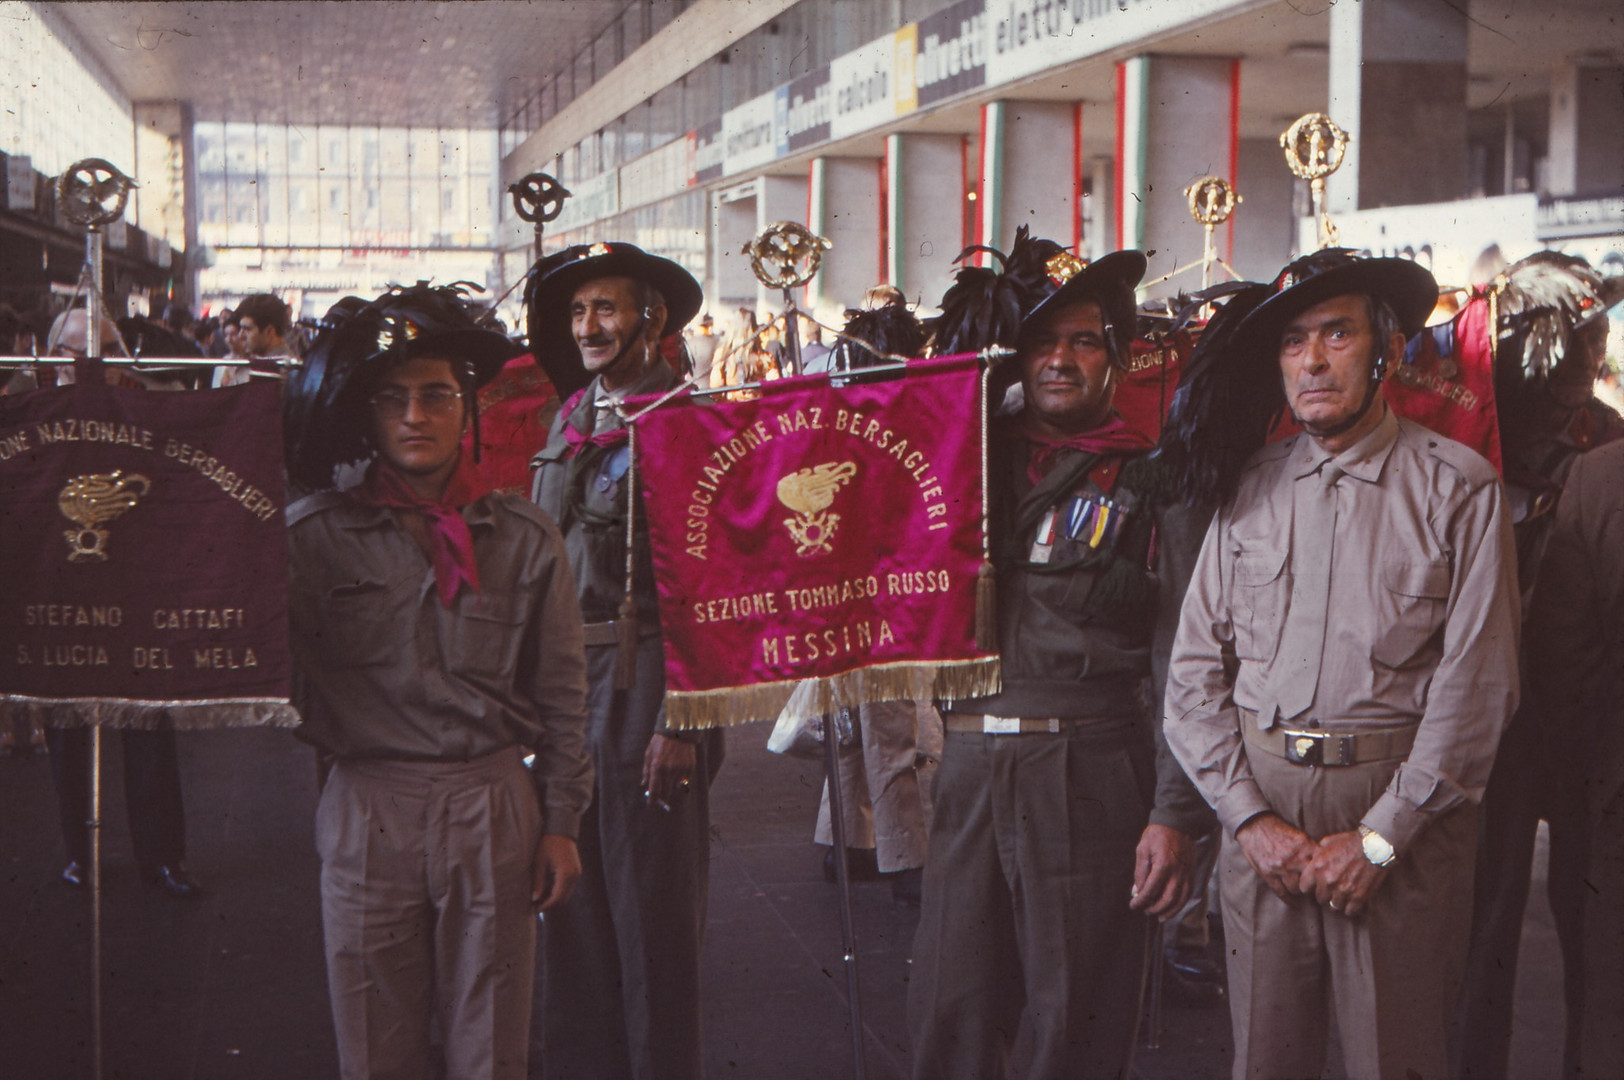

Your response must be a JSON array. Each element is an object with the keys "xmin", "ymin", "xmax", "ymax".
[
  {"xmin": 0, "ymin": 695, "xmax": 301, "ymax": 731},
  {"xmin": 663, "ymin": 655, "xmax": 1001, "ymax": 731}
]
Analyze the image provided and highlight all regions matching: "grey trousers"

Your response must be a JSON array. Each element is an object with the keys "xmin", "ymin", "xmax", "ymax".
[
  {"xmin": 1221, "ymin": 747, "xmax": 1477, "ymax": 1080},
  {"xmin": 541, "ymin": 638, "xmax": 717, "ymax": 1080},
  {"xmin": 814, "ymin": 700, "xmax": 942, "ymax": 871},
  {"xmin": 908, "ymin": 723, "xmax": 1155, "ymax": 1080},
  {"xmin": 317, "ymin": 748, "xmax": 542, "ymax": 1080}
]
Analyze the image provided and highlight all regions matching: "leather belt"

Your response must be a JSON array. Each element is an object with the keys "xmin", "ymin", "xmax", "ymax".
[
  {"xmin": 943, "ymin": 714, "xmax": 1086, "ymax": 735},
  {"xmin": 1241, "ymin": 711, "xmax": 1417, "ymax": 767}
]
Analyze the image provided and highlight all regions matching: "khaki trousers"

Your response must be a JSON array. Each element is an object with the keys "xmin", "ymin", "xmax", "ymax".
[
  {"xmin": 1222, "ymin": 747, "xmax": 1477, "ymax": 1080},
  {"xmin": 814, "ymin": 700, "xmax": 943, "ymax": 872},
  {"xmin": 317, "ymin": 748, "xmax": 542, "ymax": 1080}
]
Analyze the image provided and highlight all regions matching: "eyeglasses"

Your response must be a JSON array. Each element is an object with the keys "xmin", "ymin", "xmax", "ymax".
[{"xmin": 369, "ymin": 388, "xmax": 463, "ymax": 418}]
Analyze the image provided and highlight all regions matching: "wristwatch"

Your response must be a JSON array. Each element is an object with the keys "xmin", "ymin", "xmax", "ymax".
[{"xmin": 1359, "ymin": 825, "xmax": 1397, "ymax": 867}]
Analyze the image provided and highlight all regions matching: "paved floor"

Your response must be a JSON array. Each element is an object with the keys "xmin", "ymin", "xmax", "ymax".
[{"xmin": 0, "ymin": 720, "xmax": 1565, "ymax": 1078}]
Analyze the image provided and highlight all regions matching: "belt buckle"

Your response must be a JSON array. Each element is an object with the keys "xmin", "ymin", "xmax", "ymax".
[
  {"xmin": 982, "ymin": 715, "xmax": 1021, "ymax": 734},
  {"xmin": 1283, "ymin": 729, "xmax": 1355, "ymax": 766},
  {"xmin": 1283, "ymin": 731, "xmax": 1324, "ymax": 766}
]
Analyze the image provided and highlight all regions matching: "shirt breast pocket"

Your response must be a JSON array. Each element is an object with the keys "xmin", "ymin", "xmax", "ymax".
[
  {"xmin": 448, "ymin": 592, "xmax": 529, "ymax": 679},
  {"xmin": 315, "ymin": 580, "xmax": 414, "ymax": 669},
  {"xmin": 1232, "ymin": 546, "xmax": 1290, "ymax": 663},
  {"xmin": 1372, "ymin": 559, "xmax": 1452, "ymax": 669}
]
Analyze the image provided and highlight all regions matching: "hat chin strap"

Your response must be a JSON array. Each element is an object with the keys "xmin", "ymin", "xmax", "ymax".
[{"xmin": 593, "ymin": 312, "xmax": 651, "ymax": 381}]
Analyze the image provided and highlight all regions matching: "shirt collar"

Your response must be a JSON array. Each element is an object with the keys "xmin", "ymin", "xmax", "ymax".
[
  {"xmin": 586, "ymin": 362, "xmax": 674, "ymax": 434},
  {"xmin": 1289, "ymin": 403, "xmax": 1400, "ymax": 483},
  {"xmin": 334, "ymin": 489, "xmax": 496, "ymax": 530}
]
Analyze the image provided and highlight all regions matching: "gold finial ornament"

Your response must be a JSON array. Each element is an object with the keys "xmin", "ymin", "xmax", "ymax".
[
  {"xmin": 58, "ymin": 470, "xmax": 151, "ymax": 562},
  {"xmin": 745, "ymin": 221, "xmax": 833, "ymax": 289},
  {"xmin": 1183, "ymin": 177, "xmax": 1243, "ymax": 290},
  {"xmin": 1185, "ymin": 176, "xmax": 1242, "ymax": 227},
  {"xmin": 1280, "ymin": 113, "xmax": 1348, "ymax": 249}
]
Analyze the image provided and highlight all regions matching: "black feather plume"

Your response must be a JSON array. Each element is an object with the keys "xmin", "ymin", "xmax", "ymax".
[
  {"xmin": 1158, "ymin": 283, "xmax": 1280, "ymax": 508},
  {"xmin": 927, "ymin": 226, "xmax": 1066, "ymax": 356},
  {"xmin": 832, "ymin": 302, "xmax": 926, "ymax": 370}
]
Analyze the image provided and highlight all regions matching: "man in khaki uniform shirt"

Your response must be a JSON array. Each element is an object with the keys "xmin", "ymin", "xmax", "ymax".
[
  {"xmin": 1164, "ymin": 251, "xmax": 1520, "ymax": 1080},
  {"xmin": 287, "ymin": 285, "xmax": 592, "ymax": 1080}
]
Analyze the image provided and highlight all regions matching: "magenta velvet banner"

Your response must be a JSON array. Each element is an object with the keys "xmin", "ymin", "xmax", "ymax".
[
  {"xmin": 0, "ymin": 372, "xmax": 297, "ymax": 729},
  {"xmin": 631, "ymin": 355, "xmax": 999, "ymax": 729}
]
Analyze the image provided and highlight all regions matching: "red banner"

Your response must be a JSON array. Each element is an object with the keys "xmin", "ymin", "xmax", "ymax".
[
  {"xmin": 631, "ymin": 356, "xmax": 998, "ymax": 729},
  {"xmin": 1383, "ymin": 296, "xmax": 1502, "ymax": 473},
  {"xmin": 0, "ymin": 373, "xmax": 297, "ymax": 729}
]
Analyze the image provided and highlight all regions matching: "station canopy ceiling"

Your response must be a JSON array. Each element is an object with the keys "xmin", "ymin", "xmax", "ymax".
[
  {"xmin": 52, "ymin": 0, "xmax": 674, "ymax": 130},
  {"xmin": 52, "ymin": 0, "xmax": 1623, "ymax": 137}
]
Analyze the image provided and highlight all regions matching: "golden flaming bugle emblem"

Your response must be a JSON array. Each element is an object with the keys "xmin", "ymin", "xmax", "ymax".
[
  {"xmin": 776, "ymin": 461, "xmax": 857, "ymax": 556},
  {"xmin": 58, "ymin": 470, "xmax": 151, "ymax": 562}
]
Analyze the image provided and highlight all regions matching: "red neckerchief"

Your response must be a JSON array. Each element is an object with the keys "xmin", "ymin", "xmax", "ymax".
[
  {"xmin": 350, "ymin": 456, "xmax": 482, "ymax": 607},
  {"xmin": 1014, "ymin": 411, "xmax": 1154, "ymax": 491},
  {"xmin": 559, "ymin": 386, "xmax": 630, "ymax": 459}
]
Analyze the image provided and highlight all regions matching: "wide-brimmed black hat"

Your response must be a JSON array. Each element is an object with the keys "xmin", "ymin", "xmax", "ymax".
[
  {"xmin": 1020, "ymin": 248, "xmax": 1149, "ymax": 356},
  {"xmin": 284, "ymin": 281, "xmax": 519, "ymax": 489},
  {"xmin": 524, "ymin": 241, "xmax": 703, "ymax": 398},
  {"xmin": 1234, "ymin": 249, "xmax": 1437, "ymax": 358}
]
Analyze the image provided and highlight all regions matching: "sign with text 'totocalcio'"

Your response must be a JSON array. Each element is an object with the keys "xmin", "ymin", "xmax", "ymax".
[
  {"xmin": 632, "ymin": 356, "xmax": 999, "ymax": 730},
  {"xmin": 0, "ymin": 370, "xmax": 298, "ymax": 729}
]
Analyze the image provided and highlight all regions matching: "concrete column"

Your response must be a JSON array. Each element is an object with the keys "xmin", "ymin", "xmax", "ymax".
[
  {"xmin": 887, "ymin": 133, "xmax": 965, "ymax": 309},
  {"xmin": 713, "ymin": 185, "xmax": 759, "ymax": 313},
  {"xmin": 1233, "ymin": 136, "xmax": 1296, "ymax": 281},
  {"xmin": 710, "ymin": 174, "xmax": 810, "ymax": 316},
  {"xmin": 1547, "ymin": 64, "xmax": 1624, "ymax": 197},
  {"xmin": 807, "ymin": 156, "xmax": 882, "ymax": 318},
  {"xmin": 1328, "ymin": 0, "xmax": 1467, "ymax": 211},
  {"xmin": 980, "ymin": 100, "xmax": 1077, "ymax": 256},
  {"xmin": 132, "ymin": 101, "xmax": 196, "ymax": 302},
  {"xmin": 1115, "ymin": 56, "xmax": 1239, "ymax": 284},
  {"xmin": 1087, "ymin": 157, "xmax": 1114, "ymax": 261}
]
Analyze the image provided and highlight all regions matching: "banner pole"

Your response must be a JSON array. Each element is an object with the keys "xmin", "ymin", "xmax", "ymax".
[
  {"xmin": 90, "ymin": 725, "xmax": 105, "ymax": 1080},
  {"xmin": 86, "ymin": 228, "xmax": 103, "ymax": 359},
  {"xmin": 821, "ymin": 711, "xmax": 868, "ymax": 1080}
]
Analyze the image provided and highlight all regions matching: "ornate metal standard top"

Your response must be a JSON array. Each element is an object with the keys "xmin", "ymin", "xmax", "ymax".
[
  {"xmin": 56, "ymin": 159, "xmax": 135, "ymax": 228},
  {"xmin": 1279, "ymin": 112, "xmax": 1349, "ymax": 249},
  {"xmin": 1184, "ymin": 176, "xmax": 1242, "ymax": 227},
  {"xmin": 1279, "ymin": 113, "xmax": 1348, "ymax": 182},
  {"xmin": 507, "ymin": 171, "xmax": 571, "ymax": 225},
  {"xmin": 745, "ymin": 221, "xmax": 833, "ymax": 289}
]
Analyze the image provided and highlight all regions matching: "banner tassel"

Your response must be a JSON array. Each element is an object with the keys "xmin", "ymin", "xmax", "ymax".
[
  {"xmin": 975, "ymin": 559, "xmax": 998, "ymax": 652},
  {"xmin": 614, "ymin": 596, "xmax": 638, "ymax": 692}
]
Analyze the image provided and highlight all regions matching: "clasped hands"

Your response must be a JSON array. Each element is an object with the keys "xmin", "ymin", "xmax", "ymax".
[{"xmin": 1235, "ymin": 812, "xmax": 1386, "ymax": 917}]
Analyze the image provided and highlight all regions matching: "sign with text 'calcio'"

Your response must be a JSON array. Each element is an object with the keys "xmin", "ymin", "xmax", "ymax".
[
  {"xmin": 632, "ymin": 356, "xmax": 999, "ymax": 730},
  {"xmin": 0, "ymin": 368, "xmax": 298, "ymax": 730}
]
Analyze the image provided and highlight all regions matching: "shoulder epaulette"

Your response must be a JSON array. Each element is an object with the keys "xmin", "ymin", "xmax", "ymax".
[
  {"xmin": 483, "ymin": 491, "xmax": 557, "ymax": 531},
  {"xmin": 1394, "ymin": 421, "xmax": 1498, "ymax": 491},
  {"xmin": 1242, "ymin": 436, "xmax": 1296, "ymax": 472},
  {"xmin": 286, "ymin": 489, "xmax": 348, "ymax": 528}
]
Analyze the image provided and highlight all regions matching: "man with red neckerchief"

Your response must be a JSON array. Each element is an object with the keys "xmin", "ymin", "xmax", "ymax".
[
  {"xmin": 285, "ymin": 284, "xmax": 591, "ymax": 1080},
  {"xmin": 525, "ymin": 243, "xmax": 721, "ymax": 1080},
  {"xmin": 908, "ymin": 234, "xmax": 1211, "ymax": 1080}
]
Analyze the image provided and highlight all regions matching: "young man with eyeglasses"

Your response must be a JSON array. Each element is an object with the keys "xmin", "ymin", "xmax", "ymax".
[{"xmin": 285, "ymin": 284, "xmax": 592, "ymax": 1080}]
